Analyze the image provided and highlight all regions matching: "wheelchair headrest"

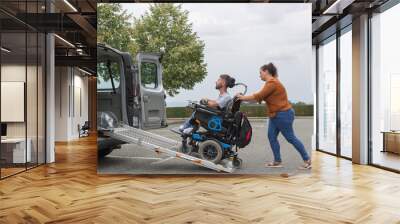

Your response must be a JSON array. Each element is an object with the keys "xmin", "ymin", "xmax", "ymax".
[{"xmin": 224, "ymin": 96, "xmax": 241, "ymax": 115}]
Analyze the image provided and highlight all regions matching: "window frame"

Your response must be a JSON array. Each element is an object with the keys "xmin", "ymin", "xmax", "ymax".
[
  {"xmin": 315, "ymin": 24, "xmax": 353, "ymax": 161},
  {"xmin": 140, "ymin": 61, "xmax": 159, "ymax": 90},
  {"xmin": 96, "ymin": 58, "xmax": 123, "ymax": 92}
]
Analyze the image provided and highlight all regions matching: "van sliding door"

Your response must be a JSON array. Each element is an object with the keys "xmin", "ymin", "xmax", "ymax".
[{"xmin": 137, "ymin": 53, "xmax": 166, "ymax": 129}]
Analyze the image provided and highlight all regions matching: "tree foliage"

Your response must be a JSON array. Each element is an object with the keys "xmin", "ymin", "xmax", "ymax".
[
  {"xmin": 132, "ymin": 4, "xmax": 207, "ymax": 96},
  {"xmin": 97, "ymin": 3, "xmax": 136, "ymax": 84},
  {"xmin": 97, "ymin": 3, "xmax": 136, "ymax": 53},
  {"xmin": 98, "ymin": 3, "xmax": 207, "ymax": 96}
]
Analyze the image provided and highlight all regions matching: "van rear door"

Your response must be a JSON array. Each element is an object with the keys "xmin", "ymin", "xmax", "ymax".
[
  {"xmin": 97, "ymin": 45, "xmax": 126, "ymax": 124},
  {"xmin": 136, "ymin": 53, "xmax": 166, "ymax": 129}
]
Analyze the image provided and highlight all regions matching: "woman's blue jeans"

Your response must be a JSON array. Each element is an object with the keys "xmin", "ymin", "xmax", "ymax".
[{"xmin": 267, "ymin": 108, "xmax": 310, "ymax": 162}]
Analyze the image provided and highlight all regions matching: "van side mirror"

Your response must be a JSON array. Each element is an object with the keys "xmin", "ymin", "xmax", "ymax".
[{"xmin": 132, "ymin": 64, "xmax": 138, "ymax": 72}]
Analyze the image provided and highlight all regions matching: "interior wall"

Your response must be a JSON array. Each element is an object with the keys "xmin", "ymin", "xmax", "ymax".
[
  {"xmin": 1, "ymin": 63, "xmax": 45, "ymax": 166},
  {"xmin": 1, "ymin": 65, "xmax": 30, "ymax": 138},
  {"xmin": 55, "ymin": 66, "xmax": 89, "ymax": 141},
  {"xmin": 55, "ymin": 66, "xmax": 69, "ymax": 141},
  {"xmin": 312, "ymin": 45, "xmax": 316, "ymax": 150},
  {"xmin": 71, "ymin": 71, "xmax": 89, "ymax": 138}
]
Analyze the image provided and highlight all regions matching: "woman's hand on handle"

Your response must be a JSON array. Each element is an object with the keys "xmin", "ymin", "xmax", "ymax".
[
  {"xmin": 235, "ymin": 93, "xmax": 243, "ymax": 100},
  {"xmin": 236, "ymin": 93, "xmax": 256, "ymax": 102}
]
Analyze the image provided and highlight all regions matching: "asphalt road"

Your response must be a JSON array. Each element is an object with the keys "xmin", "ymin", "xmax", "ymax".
[{"xmin": 98, "ymin": 118, "xmax": 313, "ymax": 175}]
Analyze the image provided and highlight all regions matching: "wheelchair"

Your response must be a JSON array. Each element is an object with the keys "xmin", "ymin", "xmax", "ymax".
[
  {"xmin": 174, "ymin": 83, "xmax": 251, "ymax": 168},
  {"xmin": 79, "ymin": 121, "xmax": 90, "ymax": 138}
]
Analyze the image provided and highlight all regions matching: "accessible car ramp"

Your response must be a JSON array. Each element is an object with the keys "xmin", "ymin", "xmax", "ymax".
[{"xmin": 104, "ymin": 125, "xmax": 235, "ymax": 173}]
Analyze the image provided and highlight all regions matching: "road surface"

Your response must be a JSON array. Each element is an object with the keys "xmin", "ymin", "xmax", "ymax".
[{"xmin": 98, "ymin": 118, "xmax": 313, "ymax": 174}]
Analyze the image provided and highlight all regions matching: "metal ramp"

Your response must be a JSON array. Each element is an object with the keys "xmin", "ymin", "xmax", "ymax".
[{"xmin": 104, "ymin": 125, "xmax": 235, "ymax": 173}]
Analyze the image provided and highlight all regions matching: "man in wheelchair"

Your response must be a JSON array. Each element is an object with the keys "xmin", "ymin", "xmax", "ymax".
[
  {"xmin": 179, "ymin": 74, "xmax": 235, "ymax": 134},
  {"xmin": 175, "ymin": 74, "xmax": 252, "ymax": 168}
]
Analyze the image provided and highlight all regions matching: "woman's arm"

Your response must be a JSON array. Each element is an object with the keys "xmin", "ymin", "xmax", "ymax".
[
  {"xmin": 237, "ymin": 94, "xmax": 256, "ymax": 101},
  {"xmin": 238, "ymin": 81, "xmax": 276, "ymax": 103}
]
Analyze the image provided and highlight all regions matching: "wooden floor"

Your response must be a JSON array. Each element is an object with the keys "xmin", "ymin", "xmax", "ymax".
[
  {"xmin": 372, "ymin": 151, "xmax": 400, "ymax": 171},
  {"xmin": 1, "ymin": 135, "xmax": 400, "ymax": 224},
  {"xmin": 1, "ymin": 167, "xmax": 26, "ymax": 178}
]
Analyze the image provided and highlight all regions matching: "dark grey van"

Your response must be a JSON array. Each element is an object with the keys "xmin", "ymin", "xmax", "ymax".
[{"xmin": 97, "ymin": 44, "xmax": 167, "ymax": 157}]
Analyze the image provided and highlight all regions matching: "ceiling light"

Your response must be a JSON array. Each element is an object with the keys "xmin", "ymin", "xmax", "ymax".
[
  {"xmin": 78, "ymin": 67, "xmax": 93, "ymax": 76},
  {"xmin": 1, "ymin": 47, "xmax": 11, "ymax": 53},
  {"xmin": 63, "ymin": 0, "xmax": 78, "ymax": 12},
  {"xmin": 76, "ymin": 49, "xmax": 84, "ymax": 55},
  {"xmin": 323, "ymin": 0, "xmax": 354, "ymax": 15},
  {"xmin": 54, "ymin": 34, "xmax": 75, "ymax": 48}
]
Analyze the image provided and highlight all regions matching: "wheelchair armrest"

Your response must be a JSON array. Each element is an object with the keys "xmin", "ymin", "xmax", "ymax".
[
  {"xmin": 194, "ymin": 104, "xmax": 223, "ymax": 116},
  {"xmin": 196, "ymin": 107, "xmax": 220, "ymax": 116}
]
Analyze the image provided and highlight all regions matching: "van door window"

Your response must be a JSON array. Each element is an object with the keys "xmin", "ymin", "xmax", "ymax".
[
  {"xmin": 141, "ymin": 62, "xmax": 158, "ymax": 89},
  {"xmin": 97, "ymin": 60, "xmax": 121, "ymax": 92}
]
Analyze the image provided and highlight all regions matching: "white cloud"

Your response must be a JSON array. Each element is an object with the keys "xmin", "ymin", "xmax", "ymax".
[{"xmin": 121, "ymin": 3, "xmax": 312, "ymax": 106}]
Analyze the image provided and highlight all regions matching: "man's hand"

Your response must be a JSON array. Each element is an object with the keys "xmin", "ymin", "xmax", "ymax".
[{"xmin": 200, "ymin": 98, "xmax": 209, "ymax": 105}]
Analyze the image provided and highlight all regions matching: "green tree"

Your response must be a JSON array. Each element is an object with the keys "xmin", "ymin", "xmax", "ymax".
[
  {"xmin": 133, "ymin": 4, "xmax": 207, "ymax": 96},
  {"xmin": 293, "ymin": 101, "xmax": 308, "ymax": 106},
  {"xmin": 97, "ymin": 3, "xmax": 136, "ymax": 53},
  {"xmin": 97, "ymin": 3, "xmax": 136, "ymax": 84}
]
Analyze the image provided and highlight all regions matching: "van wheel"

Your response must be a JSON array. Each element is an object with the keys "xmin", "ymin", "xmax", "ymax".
[
  {"xmin": 98, "ymin": 147, "xmax": 114, "ymax": 158},
  {"xmin": 97, "ymin": 137, "xmax": 123, "ymax": 158},
  {"xmin": 198, "ymin": 140, "xmax": 223, "ymax": 164}
]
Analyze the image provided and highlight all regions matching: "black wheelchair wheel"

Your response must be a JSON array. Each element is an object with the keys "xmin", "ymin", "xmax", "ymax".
[
  {"xmin": 198, "ymin": 140, "xmax": 223, "ymax": 164},
  {"xmin": 177, "ymin": 139, "xmax": 193, "ymax": 155},
  {"xmin": 232, "ymin": 157, "xmax": 243, "ymax": 168}
]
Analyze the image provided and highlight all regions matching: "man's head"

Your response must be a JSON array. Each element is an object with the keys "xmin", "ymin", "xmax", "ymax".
[{"xmin": 216, "ymin": 74, "xmax": 235, "ymax": 90}]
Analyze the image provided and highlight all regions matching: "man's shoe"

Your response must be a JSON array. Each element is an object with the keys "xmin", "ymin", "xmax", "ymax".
[{"xmin": 183, "ymin": 127, "xmax": 193, "ymax": 135}]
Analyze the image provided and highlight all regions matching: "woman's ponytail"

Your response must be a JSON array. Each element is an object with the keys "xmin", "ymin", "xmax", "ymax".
[{"xmin": 260, "ymin": 63, "xmax": 278, "ymax": 77}]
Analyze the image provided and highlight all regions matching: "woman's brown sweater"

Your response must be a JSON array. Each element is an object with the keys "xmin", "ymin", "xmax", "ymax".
[{"xmin": 252, "ymin": 77, "xmax": 292, "ymax": 118}]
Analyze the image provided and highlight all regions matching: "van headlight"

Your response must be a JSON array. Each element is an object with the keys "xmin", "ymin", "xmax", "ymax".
[{"xmin": 97, "ymin": 111, "xmax": 119, "ymax": 131}]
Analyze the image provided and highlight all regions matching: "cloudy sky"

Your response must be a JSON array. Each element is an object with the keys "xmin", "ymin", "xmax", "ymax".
[{"xmin": 122, "ymin": 3, "xmax": 313, "ymax": 106}]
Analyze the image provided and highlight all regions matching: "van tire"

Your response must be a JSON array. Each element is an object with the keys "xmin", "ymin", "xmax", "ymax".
[
  {"xmin": 98, "ymin": 137, "xmax": 124, "ymax": 158},
  {"xmin": 98, "ymin": 147, "xmax": 115, "ymax": 158}
]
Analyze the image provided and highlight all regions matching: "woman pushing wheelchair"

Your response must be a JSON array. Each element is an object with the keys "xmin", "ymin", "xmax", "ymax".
[{"xmin": 237, "ymin": 63, "xmax": 311, "ymax": 169}]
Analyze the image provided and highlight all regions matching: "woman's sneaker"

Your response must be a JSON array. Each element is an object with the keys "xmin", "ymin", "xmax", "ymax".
[
  {"xmin": 265, "ymin": 161, "xmax": 283, "ymax": 168},
  {"xmin": 299, "ymin": 160, "xmax": 312, "ymax": 170}
]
